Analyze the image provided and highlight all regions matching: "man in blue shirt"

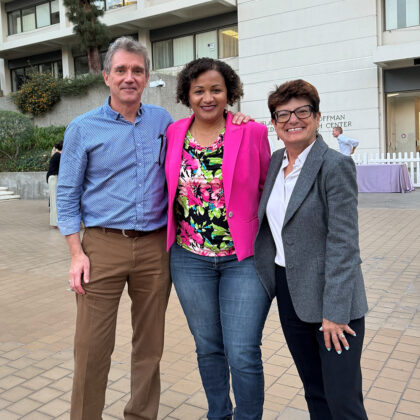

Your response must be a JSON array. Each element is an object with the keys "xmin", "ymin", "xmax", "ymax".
[
  {"xmin": 332, "ymin": 126, "xmax": 359, "ymax": 156},
  {"xmin": 57, "ymin": 37, "xmax": 172, "ymax": 420}
]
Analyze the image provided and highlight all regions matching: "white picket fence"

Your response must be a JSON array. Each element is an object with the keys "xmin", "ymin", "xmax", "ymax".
[{"xmin": 352, "ymin": 152, "xmax": 420, "ymax": 187}]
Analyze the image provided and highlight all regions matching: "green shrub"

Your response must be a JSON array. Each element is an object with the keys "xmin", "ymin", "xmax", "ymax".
[
  {"xmin": 31, "ymin": 126, "xmax": 66, "ymax": 150},
  {"xmin": 0, "ymin": 111, "xmax": 34, "ymax": 161},
  {"xmin": 59, "ymin": 73, "xmax": 104, "ymax": 96},
  {"xmin": 12, "ymin": 72, "xmax": 60, "ymax": 116},
  {"xmin": 0, "ymin": 149, "xmax": 51, "ymax": 172}
]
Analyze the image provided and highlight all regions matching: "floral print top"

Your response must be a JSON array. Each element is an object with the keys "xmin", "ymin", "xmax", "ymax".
[{"xmin": 175, "ymin": 129, "xmax": 235, "ymax": 257}]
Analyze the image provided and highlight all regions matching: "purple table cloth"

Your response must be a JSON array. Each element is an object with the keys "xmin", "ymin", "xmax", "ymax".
[{"xmin": 356, "ymin": 164, "xmax": 414, "ymax": 193}]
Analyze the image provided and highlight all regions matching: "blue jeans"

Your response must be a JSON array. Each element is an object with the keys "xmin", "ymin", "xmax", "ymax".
[{"xmin": 170, "ymin": 244, "xmax": 271, "ymax": 420}]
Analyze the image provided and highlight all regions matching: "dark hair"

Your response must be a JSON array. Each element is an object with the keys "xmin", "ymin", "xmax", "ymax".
[
  {"xmin": 54, "ymin": 141, "xmax": 63, "ymax": 151},
  {"xmin": 268, "ymin": 79, "xmax": 320, "ymax": 119},
  {"xmin": 333, "ymin": 126, "xmax": 343, "ymax": 134},
  {"xmin": 176, "ymin": 58, "xmax": 243, "ymax": 107}
]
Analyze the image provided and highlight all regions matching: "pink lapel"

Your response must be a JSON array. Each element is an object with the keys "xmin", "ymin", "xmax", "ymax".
[
  {"xmin": 168, "ymin": 115, "xmax": 194, "ymax": 205},
  {"xmin": 222, "ymin": 112, "xmax": 244, "ymax": 206}
]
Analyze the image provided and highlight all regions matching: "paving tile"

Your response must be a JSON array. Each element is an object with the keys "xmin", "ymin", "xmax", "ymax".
[
  {"xmin": 365, "ymin": 397, "xmax": 396, "ymax": 417},
  {"xmin": 37, "ymin": 398, "xmax": 70, "ymax": 417},
  {"xmin": 0, "ymin": 375, "xmax": 26, "ymax": 390},
  {"xmin": 278, "ymin": 407, "xmax": 309, "ymax": 419},
  {"xmin": 403, "ymin": 388, "xmax": 420, "ymax": 403},
  {"xmin": 0, "ymin": 385, "xmax": 33, "ymax": 402},
  {"xmin": 367, "ymin": 386, "xmax": 401, "ymax": 404},
  {"xmin": 6, "ymin": 397, "xmax": 43, "ymax": 416},
  {"xmin": 14, "ymin": 366, "xmax": 45, "ymax": 380},
  {"xmin": 393, "ymin": 413, "xmax": 420, "ymax": 420},
  {"xmin": 160, "ymin": 389, "xmax": 189, "ymax": 408},
  {"xmin": 397, "ymin": 400, "xmax": 420, "ymax": 417},
  {"xmin": 169, "ymin": 403, "xmax": 207, "ymax": 419},
  {"xmin": 20, "ymin": 411, "xmax": 53, "ymax": 420},
  {"xmin": 41, "ymin": 367, "xmax": 71, "ymax": 380},
  {"xmin": 0, "ymin": 410, "xmax": 20, "ymax": 419},
  {"xmin": 373, "ymin": 376, "xmax": 406, "ymax": 392},
  {"xmin": 30, "ymin": 387, "xmax": 64, "ymax": 403}
]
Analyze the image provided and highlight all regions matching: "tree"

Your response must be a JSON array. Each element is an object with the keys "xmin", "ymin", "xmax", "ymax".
[
  {"xmin": 63, "ymin": 0, "xmax": 110, "ymax": 73},
  {"xmin": 0, "ymin": 111, "xmax": 34, "ymax": 161}
]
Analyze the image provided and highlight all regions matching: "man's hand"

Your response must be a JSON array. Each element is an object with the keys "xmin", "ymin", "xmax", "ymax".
[
  {"xmin": 66, "ymin": 233, "xmax": 90, "ymax": 295},
  {"xmin": 319, "ymin": 318, "xmax": 356, "ymax": 354},
  {"xmin": 351, "ymin": 147, "xmax": 356, "ymax": 155},
  {"xmin": 232, "ymin": 112, "xmax": 254, "ymax": 125}
]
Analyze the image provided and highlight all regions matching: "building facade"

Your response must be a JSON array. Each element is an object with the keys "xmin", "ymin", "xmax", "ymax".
[{"xmin": 1, "ymin": 0, "xmax": 420, "ymax": 154}]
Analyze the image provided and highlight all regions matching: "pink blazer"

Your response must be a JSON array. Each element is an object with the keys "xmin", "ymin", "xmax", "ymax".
[{"xmin": 165, "ymin": 112, "xmax": 270, "ymax": 261}]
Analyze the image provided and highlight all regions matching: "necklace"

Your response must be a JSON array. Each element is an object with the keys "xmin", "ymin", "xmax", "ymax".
[{"xmin": 190, "ymin": 120, "xmax": 226, "ymax": 148}]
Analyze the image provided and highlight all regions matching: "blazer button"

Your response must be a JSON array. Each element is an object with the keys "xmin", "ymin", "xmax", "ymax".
[
  {"xmin": 228, "ymin": 211, "xmax": 233, "ymax": 218},
  {"xmin": 286, "ymin": 239, "xmax": 294, "ymax": 245},
  {"xmin": 287, "ymin": 264, "xmax": 294, "ymax": 270}
]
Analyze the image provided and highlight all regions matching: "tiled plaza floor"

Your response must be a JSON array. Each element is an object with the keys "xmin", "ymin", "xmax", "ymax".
[{"xmin": 0, "ymin": 197, "xmax": 419, "ymax": 420}]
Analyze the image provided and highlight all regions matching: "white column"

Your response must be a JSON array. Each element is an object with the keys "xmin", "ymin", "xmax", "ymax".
[
  {"xmin": 0, "ymin": 2, "xmax": 7, "ymax": 41},
  {"xmin": 62, "ymin": 46, "xmax": 75, "ymax": 78},
  {"xmin": 0, "ymin": 59, "xmax": 12, "ymax": 95},
  {"xmin": 59, "ymin": 0, "xmax": 70, "ymax": 30},
  {"xmin": 138, "ymin": 29, "xmax": 151, "ymax": 67}
]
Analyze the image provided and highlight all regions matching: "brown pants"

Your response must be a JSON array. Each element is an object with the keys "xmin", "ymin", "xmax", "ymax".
[{"xmin": 70, "ymin": 227, "xmax": 171, "ymax": 420}]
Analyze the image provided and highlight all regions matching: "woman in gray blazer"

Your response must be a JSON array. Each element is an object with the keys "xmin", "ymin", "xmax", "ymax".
[{"xmin": 254, "ymin": 79, "xmax": 368, "ymax": 420}]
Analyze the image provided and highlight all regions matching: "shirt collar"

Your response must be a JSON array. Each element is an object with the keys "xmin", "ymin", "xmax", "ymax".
[
  {"xmin": 282, "ymin": 140, "xmax": 316, "ymax": 169},
  {"xmin": 103, "ymin": 97, "xmax": 143, "ymax": 120}
]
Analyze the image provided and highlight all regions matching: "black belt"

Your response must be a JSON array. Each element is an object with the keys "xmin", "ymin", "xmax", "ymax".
[{"xmin": 91, "ymin": 226, "xmax": 165, "ymax": 238}]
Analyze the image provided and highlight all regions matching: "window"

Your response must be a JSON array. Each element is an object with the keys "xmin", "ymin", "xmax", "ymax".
[
  {"xmin": 196, "ymin": 30, "xmax": 218, "ymax": 59},
  {"xmin": 11, "ymin": 60, "xmax": 62, "ymax": 91},
  {"xmin": 385, "ymin": 0, "xmax": 420, "ymax": 30},
  {"xmin": 91, "ymin": 0, "xmax": 135, "ymax": 11},
  {"xmin": 219, "ymin": 26, "xmax": 238, "ymax": 59},
  {"xmin": 173, "ymin": 36, "xmax": 194, "ymax": 67},
  {"xmin": 22, "ymin": 7, "xmax": 36, "ymax": 32},
  {"xmin": 51, "ymin": 0, "xmax": 59, "ymax": 24},
  {"xmin": 153, "ymin": 40, "xmax": 173, "ymax": 70},
  {"xmin": 7, "ymin": 1, "xmax": 60, "ymax": 35},
  {"xmin": 8, "ymin": 10, "xmax": 21, "ymax": 34},
  {"xmin": 153, "ymin": 25, "xmax": 239, "ymax": 70},
  {"xmin": 36, "ymin": 3, "xmax": 51, "ymax": 28},
  {"xmin": 107, "ymin": 0, "xmax": 124, "ymax": 9},
  {"xmin": 386, "ymin": 91, "xmax": 420, "ymax": 153}
]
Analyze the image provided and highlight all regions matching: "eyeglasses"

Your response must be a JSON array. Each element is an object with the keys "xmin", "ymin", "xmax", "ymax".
[{"xmin": 272, "ymin": 105, "xmax": 314, "ymax": 123}]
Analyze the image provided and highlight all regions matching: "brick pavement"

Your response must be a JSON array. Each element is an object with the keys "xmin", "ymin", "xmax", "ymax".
[{"xmin": 0, "ymin": 198, "xmax": 419, "ymax": 420}]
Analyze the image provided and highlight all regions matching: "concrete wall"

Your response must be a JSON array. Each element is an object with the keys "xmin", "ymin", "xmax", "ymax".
[
  {"xmin": 0, "ymin": 172, "xmax": 48, "ymax": 199},
  {"xmin": 238, "ymin": 0, "xmax": 380, "ymax": 154},
  {"xmin": 0, "ymin": 72, "xmax": 190, "ymax": 127}
]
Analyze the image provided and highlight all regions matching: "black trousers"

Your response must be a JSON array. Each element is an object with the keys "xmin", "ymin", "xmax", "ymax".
[{"xmin": 275, "ymin": 265, "xmax": 368, "ymax": 420}]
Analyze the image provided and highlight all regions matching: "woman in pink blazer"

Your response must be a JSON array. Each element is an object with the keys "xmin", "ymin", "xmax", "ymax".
[{"xmin": 165, "ymin": 58, "xmax": 271, "ymax": 420}]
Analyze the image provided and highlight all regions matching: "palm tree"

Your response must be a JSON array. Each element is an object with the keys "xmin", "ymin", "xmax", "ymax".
[{"xmin": 64, "ymin": 0, "xmax": 110, "ymax": 73}]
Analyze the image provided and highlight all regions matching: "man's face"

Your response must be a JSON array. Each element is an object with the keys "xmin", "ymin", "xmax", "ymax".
[
  {"xmin": 103, "ymin": 50, "xmax": 149, "ymax": 110},
  {"xmin": 332, "ymin": 128, "xmax": 340, "ymax": 138}
]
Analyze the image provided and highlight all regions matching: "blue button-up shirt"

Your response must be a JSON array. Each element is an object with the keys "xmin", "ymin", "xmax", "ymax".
[
  {"xmin": 337, "ymin": 134, "xmax": 359, "ymax": 156},
  {"xmin": 57, "ymin": 99, "xmax": 173, "ymax": 236}
]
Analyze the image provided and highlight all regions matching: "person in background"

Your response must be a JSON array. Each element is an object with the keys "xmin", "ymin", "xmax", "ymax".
[
  {"xmin": 255, "ymin": 79, "xmax": 368, "ymax": 420},
  {"xmin": 165, "ymin": 58, "xmax": 272, "ymax": 420},
  {"xmin": 332, "ymin": 126, "xmax": 359, "ymax": 156},
  {"xmin": 46, "ymin": 140, "xmax": 63, "ymax": 227}
]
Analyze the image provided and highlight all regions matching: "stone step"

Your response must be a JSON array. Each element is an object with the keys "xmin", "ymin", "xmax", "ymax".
[
  {"xmin": 0, "ymin": 190, "xmax": 15, "ymax": 196},
  {"xmin": 0, "ymin": 194, "xmax": 20, "ymax": 200},
  {"xmin": 0, "ymin": 187, "xmax": 7, "ymax": 191}
]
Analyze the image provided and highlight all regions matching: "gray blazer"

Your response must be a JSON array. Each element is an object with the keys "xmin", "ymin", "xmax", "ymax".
[{"xmin": 254, "ymin": 135, "xmax": 368, "ymax": 324}]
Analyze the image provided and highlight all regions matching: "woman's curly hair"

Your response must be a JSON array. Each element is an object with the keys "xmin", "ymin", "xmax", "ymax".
[{"xmin": 176, "ymin": 58, "xmax": 244, "ymax": 107}]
